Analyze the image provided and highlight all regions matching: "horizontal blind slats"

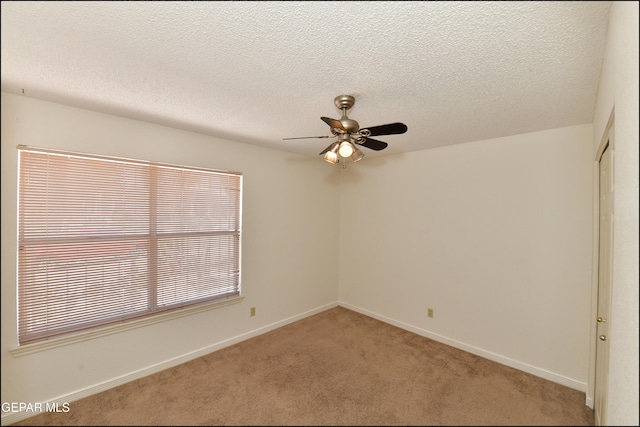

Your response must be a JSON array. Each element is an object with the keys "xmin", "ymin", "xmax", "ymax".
[{"xmin": 17, "ymin": 148, "xmax": 242, "ymax": 345}]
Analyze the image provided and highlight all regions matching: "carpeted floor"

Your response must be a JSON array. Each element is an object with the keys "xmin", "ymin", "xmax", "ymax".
[{"xmin": 11, "ymin": 306, "xmax": 594, "ymax": 426}]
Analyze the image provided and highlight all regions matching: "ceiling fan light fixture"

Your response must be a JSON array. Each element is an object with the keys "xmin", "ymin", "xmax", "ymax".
[
  {"xmin": 283, "ymin": 95, "xmax": 407, "ymax": 166},
  {"xmin": 338, "ymin": 140, "xmax": 354, "ymax": 158}
]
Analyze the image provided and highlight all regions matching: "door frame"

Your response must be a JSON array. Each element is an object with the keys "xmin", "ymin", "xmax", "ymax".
[{"xmin": 587, "ymin": 108, "xmax": 615, "ymax": 416}]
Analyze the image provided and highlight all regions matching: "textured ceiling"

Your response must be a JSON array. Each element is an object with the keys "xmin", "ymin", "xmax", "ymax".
[{"xmin": 1, "ymin": 1, "xmax": 611, "ymax": 160}]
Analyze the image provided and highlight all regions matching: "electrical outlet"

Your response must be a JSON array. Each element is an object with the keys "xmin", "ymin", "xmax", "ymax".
[
  {"xmin": 427, "ymin": 308, "xmax": 434, "ymax": 318},
  {"xmin": 250, "ymin": 307, "xmax": 256, "ymax": 317}
]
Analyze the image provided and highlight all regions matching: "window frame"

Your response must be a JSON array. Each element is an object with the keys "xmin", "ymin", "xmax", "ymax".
[{"xmin": 14, "ymin": 145, "xmax": 243, "ymax": 350}]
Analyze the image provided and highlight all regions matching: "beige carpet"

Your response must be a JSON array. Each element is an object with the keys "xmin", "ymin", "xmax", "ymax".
[{"xmin": 12, "ymin": 306, "xmax": 594, "ymax": 426}]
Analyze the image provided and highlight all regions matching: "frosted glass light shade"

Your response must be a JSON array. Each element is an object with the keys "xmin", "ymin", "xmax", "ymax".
[
  {"xmin": 350, "ymin": 147, "xmax": 364, "ymax": 162},
  {"xmin": 324, "ymin": 150, "xmax": 338, "ymax": 164}
]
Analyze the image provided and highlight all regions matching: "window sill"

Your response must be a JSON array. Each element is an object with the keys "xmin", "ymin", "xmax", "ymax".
[{"xmin": 9, "ymin": 295, "xmax": 244, "ymax": 357}]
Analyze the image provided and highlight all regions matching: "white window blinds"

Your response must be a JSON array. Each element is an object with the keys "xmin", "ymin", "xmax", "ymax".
[{"xmin": 17, "ymin": 146, "xmax": 242, "ymax": 345}]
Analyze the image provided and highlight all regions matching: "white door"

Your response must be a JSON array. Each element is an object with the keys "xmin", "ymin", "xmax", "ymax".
[{"xmin": 595, "ymin": 138, "xmax": 614, "ymax": 426}]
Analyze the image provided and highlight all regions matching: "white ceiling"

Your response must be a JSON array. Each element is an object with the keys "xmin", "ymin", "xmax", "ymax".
[{"xmin": 1, "ymin": 1, "xmax": 612, "ymax": 160}]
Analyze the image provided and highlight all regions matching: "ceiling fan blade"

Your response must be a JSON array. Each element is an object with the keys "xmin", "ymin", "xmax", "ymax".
[
  {"xmin": 361, "ymin": 122, "xmax": 408, "ymax": 137},
  {"xmin": 321, "ymin": 117, "xmax": 346, "ymax": 134},
  {"xmin": 357, "ymin": 137, "xmax": 388, "ymax": 151},
  {"xmin": 282, "ymin": 135, "xmax": 333, "ymax": 140}
]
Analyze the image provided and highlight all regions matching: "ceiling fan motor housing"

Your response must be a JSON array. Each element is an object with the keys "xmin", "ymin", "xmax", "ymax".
[
  {"xmin": 334, "ymin": 95, "xmax": 360, "ymax": 133},
  {"xmin": 340, "ymin": 117, "xmax": 359, "ymax": 133}
]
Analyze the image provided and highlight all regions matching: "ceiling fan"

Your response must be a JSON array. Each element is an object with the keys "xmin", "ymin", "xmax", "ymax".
[{"xmin": 283, "ymin": 95, "xmax": 408, "ymax": 166}]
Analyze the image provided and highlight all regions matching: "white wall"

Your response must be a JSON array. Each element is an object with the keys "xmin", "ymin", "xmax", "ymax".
[
  {"xmin": 591, "ymin": 1, "xmax": 639, "ymax": 425},
  {"xmin": 4, "ymin": 7, "xmax": 638, "ymax": 418},
  {"xmin": 338, "ymin": 124, "xmax": 595, "ymax": 390},
  {"xmin": 1, "ymin": 93, "xmax": 340, "ymax": 421}
]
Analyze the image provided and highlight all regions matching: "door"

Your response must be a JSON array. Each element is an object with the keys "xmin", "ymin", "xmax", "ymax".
[{"xmin": 594, "ymin": 138, "xmax": 614, "ymax": 426}]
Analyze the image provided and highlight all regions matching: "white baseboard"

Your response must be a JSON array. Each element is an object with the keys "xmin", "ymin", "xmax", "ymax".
[
  {"xmin": 1, "ymin": 302, "xmax": 338, "ymax": 426},
  {"xmin": 338, "ymin": 301, "xmax": 588, "ymax": 394},
  {"xmin": 2, "ymin": 300, "xmax": 589, "ymax": 425}
]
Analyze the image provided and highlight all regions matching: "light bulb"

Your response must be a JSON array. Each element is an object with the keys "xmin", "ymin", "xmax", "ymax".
[{"xmin": 338, "ymin": 141, "xmax": 354, "ymax": 157}]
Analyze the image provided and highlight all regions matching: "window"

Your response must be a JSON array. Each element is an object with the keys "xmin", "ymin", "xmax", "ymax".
[{"xmin": 17, "ymin": 146, "xmax": 242, "ymax": 345}]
